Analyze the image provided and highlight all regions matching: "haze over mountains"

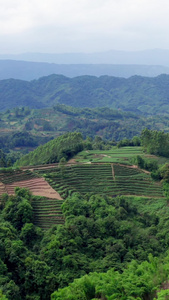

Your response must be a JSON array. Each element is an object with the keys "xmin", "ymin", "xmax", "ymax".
[
  {"xmin": 1, "ymin": 49, "xmax": 169, "ymax": 80},
  {"xmin": 1, "ymin": 60, "xmax": 169, "ymax": 81},
  {"xmin": 1, "ymin": 49, "xmax": 169, "ymax": 65},
  {"xmin": 1, "ymin": 73, "xmax": 169, "ymax": 115}
]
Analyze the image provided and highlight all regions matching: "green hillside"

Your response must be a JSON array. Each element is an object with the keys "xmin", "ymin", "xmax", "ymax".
[
  {"xmin": 51, "ymin": 254, "xmax": 169, "ymax": 300},
  {"xmin": 1, "ymin": 141, "xmax": 169, "ymax": 299},
  {"xmin": 3, "ymin": 105, "xmax": 169, "ymax": 161},
  {"xmin": 38, "ymin": 163, "xmax": 163, "ymax": 199},
  {"xmin": 14, "ymin": 132, "xmax": 83, "ymax": 166},
  {"xmin": 3, "ymin": 71, "xmax": 169, "ymax": 300},
  {"xmin": 1, "ymin": 74, "xmax": 169, "ymax": 114}
]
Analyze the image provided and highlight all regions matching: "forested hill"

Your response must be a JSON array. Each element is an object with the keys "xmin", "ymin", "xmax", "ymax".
[
  {"xmin": 14, "ymin": 132, "xmax": 84, "ymax": 166},
  {"xmin": 1, "ymin": 74, "xmax": 169, "ymax": 114}
]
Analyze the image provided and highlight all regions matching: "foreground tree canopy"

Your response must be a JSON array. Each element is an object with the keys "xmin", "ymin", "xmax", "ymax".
[
  {"xmin": 1, "ymin": 187, "xmax": 169, "ymax": 299},
  {"xmin": 51, "ymin": 254, "xmax": 169, "ymax": 300}
]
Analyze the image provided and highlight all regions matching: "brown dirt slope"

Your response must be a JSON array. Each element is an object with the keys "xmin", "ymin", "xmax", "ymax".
[{"xmin": 5, "ymin": 177, "xmax": 62, "ymax": 199}]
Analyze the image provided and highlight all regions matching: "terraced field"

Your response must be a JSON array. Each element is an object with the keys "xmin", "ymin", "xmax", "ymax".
[
  {"xmin": 0, "ymin": 169, "xmax": 37, "ymax": 185},
  {"xmin": 113, "ymin": 164, "xmax": 163, "ymax": 197},
  {"xmin": 0, "ymin": 182, "xmax": 7, "ymax": 195},
  {"xmin": 0, "ymin": 169, "xmax": 64, "ymax": 230},
  {"xmin": 0, "ymin": 160, "xmax": 164, "ymax": 229},
  {"xmin": 32, "ymin": 197, "xmax": 64, "ymax": 230},
  {"xmin": 38, "ymin": 163, "xmax": 164, "ymax": 198}
]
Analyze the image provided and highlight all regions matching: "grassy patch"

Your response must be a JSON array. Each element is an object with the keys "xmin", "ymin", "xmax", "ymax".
[{"xmin": 76, "ymin": 146, "xmax": 144, "ymax": 164}]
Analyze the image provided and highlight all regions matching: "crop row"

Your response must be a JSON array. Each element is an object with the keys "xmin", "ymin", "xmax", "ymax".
[
  {"xmin": 32, "ymin": 197, "xmax": 64, "ymax": 230},
  {"xmin": 113, "ymin": 164, "xmax": 142, "ymax": 176},
  {"xmin": 43, "ymin": 164, "xmax": 114, "ymax": 198},
  {"xmin": 0, "ymin": 170, "xmax": 37, "ymax": 184},
  {"xmin": 37, "ymin": 163, "xmax": 164, "ymax": 199}
]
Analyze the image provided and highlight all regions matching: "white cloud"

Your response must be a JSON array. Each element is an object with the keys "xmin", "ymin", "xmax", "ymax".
[{"xmin": 0, "ymin": 0, "xmax": 169, "ymax": 52}]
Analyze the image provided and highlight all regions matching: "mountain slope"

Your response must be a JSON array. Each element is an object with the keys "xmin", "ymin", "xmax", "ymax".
[
  {"xmin": 2, "ymin": 49, "xmax": 169, "ymax": 65},
  {"xmin": 1, "ymin": 74, "xmax": 169, "ymax": 114},
  {"xmin": 14, "ymin": 132, "xmax": 83, "ymax": 166},
  {"xmin": 0, "ymin": 60, "xmax": 169, "ymax": 80}
]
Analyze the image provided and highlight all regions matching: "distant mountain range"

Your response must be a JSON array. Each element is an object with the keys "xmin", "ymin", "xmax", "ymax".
[
  {"xmin": 0, "ymin": 60, "xmax": 169, "ymax": 80},
  {"xmin": 1, "ymin": 49, "xmax": 169, "ymax": 80},
  {"xmin": 1, "ymin": 49, "xmax": 169, "ymax": 65},
  {"xmin": 1, "ymin": 73, "xmax": 169, "ymax": 115}
]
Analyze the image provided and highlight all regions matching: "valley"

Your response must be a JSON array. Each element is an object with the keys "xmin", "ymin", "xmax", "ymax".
[{"xmin": 1, "ymin": 73, "xmax": 169, "ymax": 299}]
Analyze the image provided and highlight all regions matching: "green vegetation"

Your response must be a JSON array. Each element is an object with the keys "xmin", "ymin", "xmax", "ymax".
[
  {"xmin": 14, "ymin": 132, "xmax": 83, "ymax": 166},
  {"xmin": 0, "ymin": 105, "xmax": 151, "ymax": 155},
  {"xmin": 141, "ymin": 128, "xmax": 169, "ymax": 157},
  {"xmin": 75, "ymin": 146, "xmax": 143, "ymax": 163},
  {"xmin": 0, "ymin": 169, "xmax": 37, "ymax": 185},
  {"xmin": 2, "ymin": 129, "xmax": 169, "ymax": 299},
  {"xmin": 38, "ymin": 162, "xmax": 163, "ymax": 199},
  {"xmin": 32, "ymin": 197, "xmax": 64, "ymax": 230},
  {"xmin": 3, "ymin": 70, "xmax": 169, "ymax": 300},
  {"xmin": 1, "ymin": 185, "xmax": 169, "ymax": 299},
  {"xmin": 2, "ymin": 74, "xmax": 169, "ymax": 115},
  {"xmin": 3, "ymin": 75, "xmax": 169, "ymax": 161},
  {"xmin": 2, "ymin": 104, "xmax": 169, "ymax": 161},
  {"xmin": 0, "ymin": 168, "xmax": 65, "ymax": 230},
  {"xmin": 0, "ymin": 188, "xmax": 56, "ymax": 300},
  {"xmin": 0, "ymin": 169, "xmax": 167, "ymax": 299},
  {"xmin": 51, "ymin": 254, "xmax": 169, "ymax": 300}
]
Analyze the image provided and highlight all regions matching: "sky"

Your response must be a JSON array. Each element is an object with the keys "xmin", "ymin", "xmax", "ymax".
[{"xmin": 0, "ymin": 0, "xmax": 169, "ymax": 54}]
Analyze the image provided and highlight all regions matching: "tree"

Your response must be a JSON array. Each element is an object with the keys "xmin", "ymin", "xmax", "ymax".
[
  {"xmin": 20, "ymin": 223, "xmax": 42, "ymax": 248},
  {"xmin": 2, "ymin": 188, "xmax": 33, "ymax": 230},
  {"xmin": 0, "ymin": 290, "xmax": 8, "ymax": 300},
  {"xmin": 59, "ymin": 157, "xmax": 66, "ymax": 178}
]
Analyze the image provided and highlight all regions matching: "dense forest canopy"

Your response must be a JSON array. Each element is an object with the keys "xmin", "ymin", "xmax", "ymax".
[
  {"xmin": 14, "ymin": 132, "xmax": 84, "ymax": 166},
  {"xmin": 1, "ymin": 188, "xmax": 169, "ymax": 299},
  {"xmin": 2, "ymin": 70, "xmax": 169, "ymax": 299},
  {"xmin": 0, "ymin": 105, "xmax": 165, "ymax": 154},
  {"xmin": 1, "ymin": 129, "xmax": 169, "ymax": 298},
  {"xmin": 2, "ymin": 105, "xmax": 169, "ymax": 165},
  {"xmin": 1, "ymin": 74, "xmax": 169, "ymax": 114},
  {"xmin": 141, "ymin": 128, "xmax": 169, "ymax": 157}
]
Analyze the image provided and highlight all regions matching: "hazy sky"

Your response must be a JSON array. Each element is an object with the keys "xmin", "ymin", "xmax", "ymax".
[{"xmin": 1, "ymin": 0, "xmax": 169, "ymax": 54}]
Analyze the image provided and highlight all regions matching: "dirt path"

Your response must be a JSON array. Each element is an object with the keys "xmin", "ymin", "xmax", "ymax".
[
  {"xmin": 114, "ymin": 163, "xmax": 150, "ymax": 174},
  {"xmin": 111, "ymin": 164, "xmax": 115, "ymax": 181},
  {"xmin": 67, "ymin": 158, "xmax": 77, "ymax": 165}
]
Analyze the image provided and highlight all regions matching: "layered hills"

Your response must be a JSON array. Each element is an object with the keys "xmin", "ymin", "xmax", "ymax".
[
  {"xmin": 0, "ymin": 60, "xmax": 169, "ymax": 80},
  {"xmin": 1, "ymin": 74, "xmax": 169, "ymax": 114}
]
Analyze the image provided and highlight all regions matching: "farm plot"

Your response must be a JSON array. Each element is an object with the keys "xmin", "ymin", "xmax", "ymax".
[
  {"xmin": 113, "ymin": 164, "xmax": 163, "ymax": 197},
  {"xmin": 0, "ymin": 169, "xmax": 37, "ymax": 185},
  {"xmin": 0, "ymin": 169, "xmax": 64, "ymax": 230},
  {"xmin": 31, "ymin": 197, "xmax": 64, "ymax": 230},
  {"xmin": 0, "ymin": 182, "xmax": 7, "ymax": 195},
  {"xmin": 0, "ymin": 169, "xmax": 62, "ymax": 199},
  {"xmin": 5, "ymin": 177, "xmax": 62, "ymax": 199},
  {"xmin": 38, "ymin": 164, "xmax": 115, "ymax": 197},
  {"xmin": 75, "ymin": 146, "xmax": 144, "ymax": 163},
  {"xmin": 38, "ymin": 163, "xmax": 164, "ymax": 199}
]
